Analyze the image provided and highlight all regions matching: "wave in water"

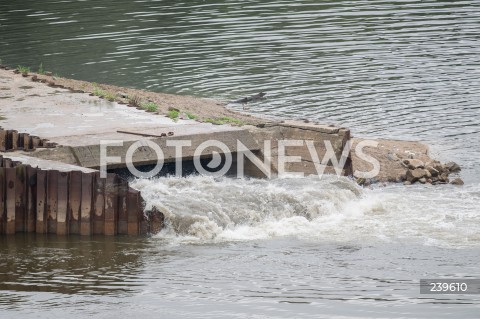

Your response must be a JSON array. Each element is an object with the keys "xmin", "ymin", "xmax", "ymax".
[{"xmin": 132, "ymin": 175, "xmax": 480, "ymax": 248}]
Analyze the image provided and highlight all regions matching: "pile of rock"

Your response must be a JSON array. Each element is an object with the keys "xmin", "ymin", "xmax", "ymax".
[{"xmin": 401, "ymin": 159, "xmax": 463, "ymax": 186}]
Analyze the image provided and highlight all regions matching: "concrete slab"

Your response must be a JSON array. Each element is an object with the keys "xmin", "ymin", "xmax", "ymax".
[
  {"xmin": 2, "ymin": 153, "xmax": 97, "ymax": 173},
  {"xmin": 0, "ymin": 69, "xmax": 242, "ymax": 147}
]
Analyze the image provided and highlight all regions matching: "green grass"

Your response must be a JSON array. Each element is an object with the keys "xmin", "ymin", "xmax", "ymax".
[
  {"xmin": 0, "ymin": 115, "xmax": 7, "ymax": 120},
  {"xmin": 141, "ymin": 101, "xmax": 158, "ymax": 112},
  {"xmin": 17, "ymin": 65, "xmax": 30, "ymax": 73},
  {"xmin": 185, "ymin": 112, "xmax": 197, "ymax": 120},
  {"xmin": 103, "ymin": 91, "xmax": 117, "ymax": 101},
  {"xmin": 167, "ymin": 109, "xmax": 179, "ymax": 120},
  {"xmin": 92, "ymin": 86, "xmax": 117, "ymax": 100},
  {"xmin": 205, "ymin": 116, "xmax": 244, "ymax": 125},
  {"xmin": 92, "ymin": 87, "xmax": 106, "ymax": 97},
  {"xmin": 38, "ymin": 63, "xmax": 45, "ymax": 75}
]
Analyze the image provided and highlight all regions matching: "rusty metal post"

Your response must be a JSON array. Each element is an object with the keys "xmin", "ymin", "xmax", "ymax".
[
  {"xmin": 139, "ymin": 200, "xmax": 148, "ymax": 235},
  {"xmin": 36, "ymin": 170, "xmax": 47, "ymax": 233},
  {"xmin": 10, "ymin": 130, "xmax": 18, "ymax": 151},
  {"xmin": 0, "ymin": 167, "xmax": 5, "ymax": 234},
  {"xmin": 0, "ymin": 129, "xmax": 6, "ymax": 152},
  {"xmin": 17, "ymin": 133, "xmax": 25, "ymax": 150},
  {"xmin": 15, "ymin": 165, "xmax": 27, "ymax": 232},
  {"xmin": 93, "ymin": 172, "xmax": 105, "ymax": 235},
  {"xmin": 26, "ymin": 166, "xmax": 37, "ymax": 232},
  {"xmin": 31, "ymin": 136, "xmax": 41, "ymax": 149},
  {"xmin": 117, "ymin": 180, "xmax": 128, "ymax": 235},
  {"xmin": 24, "ymin": 134, "xmax": 33, "ymax": 151},
  {"xmin": 104, "ymin": 174, "xmax": 118, "ymax": 236},
  {"xmin": 127, "ymin": 189, "xmax": 140, "ymax": 235},
  {"xmin": 80, "ymin": 172, "xmax": 94, "ymax": 236},
  {"xmin": 68, "ymin": 171, "xmax": 82, "ymax": 235},
  {"xmin": 5, "ymin": 167, "xmax": 16, "ymax": 234},
  {"xmin": 57, "ymin": 172, "xmax": 69, "ymax": 235},
  {"xmin": 3, "ymin": 158, "xmax": 12, "ymax": 168},
  {"xmin": 47, "ymin": 170, "xmax": 59, "ymax": 234}
]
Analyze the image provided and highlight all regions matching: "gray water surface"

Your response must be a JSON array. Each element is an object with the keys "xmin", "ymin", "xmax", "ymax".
[{"xmin": 1, "ymin": 1, "xmax": 480, "ymax": 318}]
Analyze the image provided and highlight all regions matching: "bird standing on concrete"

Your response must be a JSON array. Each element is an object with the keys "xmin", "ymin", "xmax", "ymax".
[{"xmin": 231, "ymin": 92, "xmax": 267, "ymax": 110}]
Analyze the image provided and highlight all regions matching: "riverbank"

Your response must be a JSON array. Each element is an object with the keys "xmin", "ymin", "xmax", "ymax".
[{"xmin": 1, "ymin": 64, "xmax": 264, "ymax": 126}]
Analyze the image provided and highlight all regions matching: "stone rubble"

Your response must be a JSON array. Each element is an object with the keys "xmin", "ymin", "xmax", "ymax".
[{"xmin": 401, "ymin": 159, "xmax": 463, "ymax": 186}]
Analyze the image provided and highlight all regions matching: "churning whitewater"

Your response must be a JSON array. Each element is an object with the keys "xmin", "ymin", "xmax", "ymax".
[{"xmin": 132, "ymin": 176, "xmax": 480, "ymax": 248}]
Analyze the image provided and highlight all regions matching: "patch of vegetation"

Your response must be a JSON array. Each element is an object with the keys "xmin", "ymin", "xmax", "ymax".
[
  {"xmin": 185, "ymin": 112, "xmax": 197, "ymax": 120},
  {"xmin": 0, "ymin": 115, "xmax": 7, "ymax": 120},
  {"xmin": 92, "ymin": 87, "xmax": 106, "ymax": 97},
  {"xmin": 128, "ymin": 95, "xmax": 142, "ymax": 108},
  {"xmin": 92, "ymin": 85, "xmax": 116, "ymax": 101},
  {"xmin": 141, "ymin": 101, "xmax": 158, "ymax": 112},
  {"xmin": 204, "ymin": 116, "xmax": 245, "ymax": 125},
  {"xmin": 17, "ymin": 65, "xmax": 30, "ymax": 73},
  {"xmin": 38, "ymin": 63, "xmax": 45, "ymax": 75},
  {"xmin": 167, "ymin": 109, "xmax": 179, "ymax": 120},
  {"xmin": 103, "ymin": 91, "xmax": 117, "ymax": 101}
]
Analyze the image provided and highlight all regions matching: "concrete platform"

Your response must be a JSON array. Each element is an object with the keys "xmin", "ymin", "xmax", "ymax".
[{"xmin": 0, "ymin": 69, "xmax": 243, "ymax": 147}]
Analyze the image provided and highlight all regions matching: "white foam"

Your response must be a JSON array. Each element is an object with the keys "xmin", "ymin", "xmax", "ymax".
[{"xmin": 132, "ymin": 176, "xmax": 480, "ymax": 248}]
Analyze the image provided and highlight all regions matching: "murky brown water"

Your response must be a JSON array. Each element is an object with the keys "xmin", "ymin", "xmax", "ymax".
[{"xmin": 1, "ymin": 0, "xmax": 480, "ymax": 317}]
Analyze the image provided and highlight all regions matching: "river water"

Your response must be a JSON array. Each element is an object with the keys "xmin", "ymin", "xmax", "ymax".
[{"xmin": 1, "ymin": 0, "xmax": 479, "ymax": 318}]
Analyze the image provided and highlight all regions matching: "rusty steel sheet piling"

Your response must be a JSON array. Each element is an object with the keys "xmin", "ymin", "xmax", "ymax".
[
  {"xmin": 15, "ymin": 165, "xmax": 26, "ymax": 233},
  {"xmin": 0, "ymin": 167, "xmax": 5, "ymax": 234},
  {"xmin": 0, "ymin": 155, "xmax": 163, "ymax": 236},
  {"xmin": 68, "ymin": 171, "xmax": 82, "ymax": 235},
  {"xmin": 36, "ymin": 169, "xmax": 47, "ymax": 233},
  {"xmin": 26, "ymin": 166, "xmax": 37, "ymax": 232},
  {"xmin": 0, "ymin": 129, "xmax": 56, "ymax": 152}
]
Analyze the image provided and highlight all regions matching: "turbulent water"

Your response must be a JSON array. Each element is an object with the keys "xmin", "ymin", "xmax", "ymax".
[
  {"xmin": 133, "ymin": 176, "xmax": 480, "ymax": 249},
  {"xmin": 1, "ymin": 0, "xmax": 480, "ymax": 318}
]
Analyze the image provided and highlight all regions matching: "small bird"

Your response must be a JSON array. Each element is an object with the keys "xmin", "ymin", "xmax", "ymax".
[{"xmin": 231, "ymin": 92, "xmax": 267, "ymax": 110}]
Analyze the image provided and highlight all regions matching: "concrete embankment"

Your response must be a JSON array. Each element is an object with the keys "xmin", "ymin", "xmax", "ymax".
[{"xmin": 0, "ymin": 67, "xmax": 462, "ymax": 235}]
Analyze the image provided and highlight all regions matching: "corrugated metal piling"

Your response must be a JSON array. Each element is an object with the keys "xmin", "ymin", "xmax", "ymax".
[
  {"xmin": 0, "ymin": 128, "xmax": 56, "ymax": 152},
  {"xmin": 0, "ymin": 155, "xmax": 163, "ymax": 236}
]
